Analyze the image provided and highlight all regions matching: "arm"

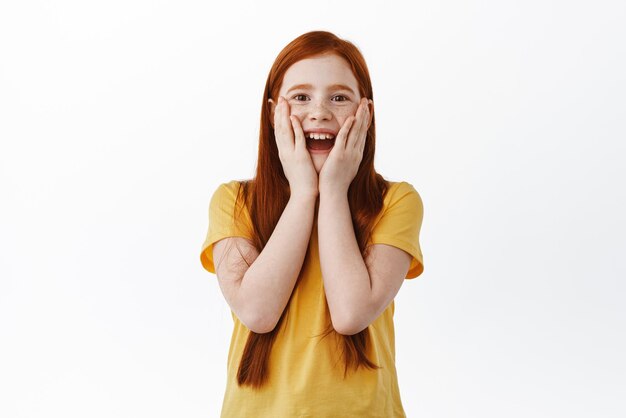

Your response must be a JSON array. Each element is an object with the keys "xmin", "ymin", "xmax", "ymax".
[
  {"xmin": 214, "ymin": 193, "xmax": 317, "ymax": 333},
  {"xmin": 317, "ymin": 190, "xmax": 411, "ymax": 335}
]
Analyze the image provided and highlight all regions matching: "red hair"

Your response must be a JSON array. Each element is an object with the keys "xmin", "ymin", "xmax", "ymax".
[{"xmin": 231, "ymin": 30, "xmax": 389, "ymax": 388}]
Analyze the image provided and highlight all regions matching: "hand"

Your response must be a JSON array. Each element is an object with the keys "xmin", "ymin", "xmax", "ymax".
[
  {"xmin": 271, "ymin": 96, "xmax": 319, "ymax": 198},
  {"xmin": 318, "ymin": 97, "xmax": 372, "ymax": 195}
]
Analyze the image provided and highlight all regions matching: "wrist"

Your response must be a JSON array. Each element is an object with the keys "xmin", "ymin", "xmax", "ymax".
[
  {"xmin": 289, "ymin": 189, "xmax": 319, "ymax": 203},
  {"xmin": 319, "ymin": 185, "xmax": 348, "ymax": 200}
]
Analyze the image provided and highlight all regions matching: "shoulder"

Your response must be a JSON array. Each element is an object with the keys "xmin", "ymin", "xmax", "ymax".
[
  {"xmin": 211, "ymin": 179, "xmax": 252, "ymax": 204},
  {"xmin": 215, "ymin": 179, "xmax": 244, "ymax": 195},
  {"xmin": 382, "ymin": 180, "xmax": 423, "ymax": 212},
  {"xmin": 207, "ymin": 179, "xmax": 255, "ymax": 233}
]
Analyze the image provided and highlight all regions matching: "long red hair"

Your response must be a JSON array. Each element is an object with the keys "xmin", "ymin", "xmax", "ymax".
[{"xmin": 231, "ymin": 30, "xmax": 389, "ymax": 388}]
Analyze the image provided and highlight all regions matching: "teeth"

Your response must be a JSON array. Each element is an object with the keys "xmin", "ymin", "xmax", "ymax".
[{"xmin": 306, "ymin": 132, "xmax": 335, "ymax": 140}]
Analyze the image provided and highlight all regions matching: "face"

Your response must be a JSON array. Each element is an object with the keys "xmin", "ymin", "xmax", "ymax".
[{"xmin": 269, "ymin": 53, "xmax": 371, "ymax": 173}]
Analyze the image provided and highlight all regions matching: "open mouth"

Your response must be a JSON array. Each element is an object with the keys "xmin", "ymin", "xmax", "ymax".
[{"xmin": 305, "ymin": 132, "xmax": 336, "ymax": 151}]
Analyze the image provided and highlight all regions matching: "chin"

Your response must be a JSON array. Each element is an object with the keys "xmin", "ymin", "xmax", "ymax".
[{"xmin": 311, "ymin": 155, "xmax": 327, "ymax": 173}]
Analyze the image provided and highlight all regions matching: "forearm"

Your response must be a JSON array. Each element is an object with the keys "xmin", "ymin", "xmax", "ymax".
[
  {"xmin": 317, "ymin": 190, "xmax": 372, "ymax": 335},
  {"xmin": 239, "ymin": 193, "xmax": 316, "ymax": 332}
]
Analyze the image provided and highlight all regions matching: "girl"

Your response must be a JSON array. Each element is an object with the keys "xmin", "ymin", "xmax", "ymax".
[{"xmin": 200, "ymin": 30, "xmax": 424, "ymax": 417}]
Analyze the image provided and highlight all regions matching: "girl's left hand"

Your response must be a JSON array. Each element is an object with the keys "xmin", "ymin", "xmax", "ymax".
[{"xmin": 318, "ymin": 97, "xmax": 372, "ymax": 195}]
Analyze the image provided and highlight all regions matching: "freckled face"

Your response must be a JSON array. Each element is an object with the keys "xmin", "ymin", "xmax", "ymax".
[{"xmin": 275, "ymin": 54, "xmax": 362, "ymax": 173}]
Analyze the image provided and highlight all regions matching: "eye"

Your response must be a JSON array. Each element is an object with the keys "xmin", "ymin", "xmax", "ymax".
[
  {"xmin": 293, "ymin": 94, "xmax": 309, "ymax": 101},
  {"xmin": 332, "ymin": 95, "xmax": 348, "ymax": 102}
]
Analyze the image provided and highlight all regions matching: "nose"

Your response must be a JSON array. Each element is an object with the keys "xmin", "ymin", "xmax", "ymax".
[{"xmin": 308, "ymin": 100, "xmax": 332, "ymax": 121}]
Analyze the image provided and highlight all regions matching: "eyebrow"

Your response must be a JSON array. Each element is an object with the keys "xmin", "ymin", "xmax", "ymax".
[{"xmin": 285, "ymin": 83, "xmax": 357, "ymax": 95}]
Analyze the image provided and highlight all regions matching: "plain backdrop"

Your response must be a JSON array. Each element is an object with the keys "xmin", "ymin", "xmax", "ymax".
[{"xmin": 1, "ymin": 1, "xmax": 625, "ymax": 417}]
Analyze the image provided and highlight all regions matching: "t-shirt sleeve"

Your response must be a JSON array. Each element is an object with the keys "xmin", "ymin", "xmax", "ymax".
[
  {"xmin": 199, "ymin": 181, "xmax": 254, "ymax": 274},
  {"xmin": 369, "ymin": 181, "xmax": 425, "ymax": 279}
]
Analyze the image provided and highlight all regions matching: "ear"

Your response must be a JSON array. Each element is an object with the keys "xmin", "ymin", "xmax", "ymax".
[{"xmin": 268, "ymin": 98, "xmax": 276, "ymax": 128}]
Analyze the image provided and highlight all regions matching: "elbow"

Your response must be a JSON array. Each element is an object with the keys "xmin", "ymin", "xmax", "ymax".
[
  {"xmin": 331, "ymin": 315, "xmax": 367, "ymax": 336},
  {"xmin": 243, "ymin": 312, "xmax": 280, "ymax": 334},
  {"xmin": 234, "ymin": 291, "xmax": 281, "ymax": 334},
  {"xmin": 330, "ymin": 300, "xmax": 374, "ymax": 335}
]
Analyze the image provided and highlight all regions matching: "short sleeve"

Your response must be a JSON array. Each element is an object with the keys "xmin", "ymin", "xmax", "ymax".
[
  {"xmin": 369, "ymin": 181, "xmax": 424, "ymax": 279},
  {"xmin": 199, "ymin": 181, "xmax": 254, "ymax": 274}
]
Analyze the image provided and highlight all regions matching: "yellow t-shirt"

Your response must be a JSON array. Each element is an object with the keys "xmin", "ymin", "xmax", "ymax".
[{"xmin": 200, "ymin": 180, "xmax": 424, "ymax": 418}]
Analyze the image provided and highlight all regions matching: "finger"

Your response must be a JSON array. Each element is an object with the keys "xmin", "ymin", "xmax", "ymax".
[
  {"xmin": 358, "ymin": 126, "xmax": 368, "ymax": 156},
  {"xmin": 358, "ymin": 133, "xmax": 367, "ymax": 156},
  {"xmin": 335, "ymin": 115, "xmax": 355, "ymax": 150},
  {"xmin": 273, "ymin": 98, "xmax": 286, "ymax": 155},
  {"xmin": 290, "ymin": 114, "xmax": 306, "ymax": 151},
  {"xmin": 274, "ymin": 96, "xmax": 281, "ymax": 123},
  {"xmin": 359, "ymin": 99, "xmax": 373, "ymax": 154},
  {"xmin": 347, "ymin": 98, "xmax": 367, "ymax": 148},
  {"xmin": 276, "ymin": 96, "xmax": 294, "ymax": 150},
  {"xmin": 354, "ymin": 99, "xmax": 371, "ymax": 150},
  {"xmin": 280, "ymin": 96, "xmax": 295, "ymax": 148},
  {"xmin": 273, "ymin": 97, "xmax": 283, "ymax": 142}
]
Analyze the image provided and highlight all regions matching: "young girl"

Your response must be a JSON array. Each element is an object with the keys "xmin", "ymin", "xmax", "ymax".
[{"xmin": 200, "ymin": 30, "xmax": 424, "ymax": 417}]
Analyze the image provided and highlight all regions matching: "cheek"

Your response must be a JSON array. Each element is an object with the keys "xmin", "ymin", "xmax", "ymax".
[
  {"xmin": 289, "ymin": 109, "xmax": 305, "ymax": 118},
  {"xmin": 334, "ymin": 106, "xmax": 358, "ymax": 124}
]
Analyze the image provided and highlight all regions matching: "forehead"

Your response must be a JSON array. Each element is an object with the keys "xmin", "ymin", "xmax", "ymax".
[{"xmin": 280, "ymin": 54, "xmax": 359, "ymax": 92}]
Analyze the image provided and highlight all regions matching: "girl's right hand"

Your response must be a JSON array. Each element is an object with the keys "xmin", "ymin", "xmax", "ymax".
[{"xmin": 272, "ymin": 96, "xmax": 319, "ymax": 198}]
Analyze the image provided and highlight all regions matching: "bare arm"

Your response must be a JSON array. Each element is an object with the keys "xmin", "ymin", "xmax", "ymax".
[
  {"xmin": 317, "ymin": 191, "xmax": 371, "ymax": 335},
  {"xmin": 213, "ymin": 192, "xmax": 317, "ymax": 333},
  {"xmin": 214, "ymin": 96, "xmax": 319, "ymax": 333},
  {"xmin": 317, "ymin": 191, "xmax": 411, "ymax": 335}
]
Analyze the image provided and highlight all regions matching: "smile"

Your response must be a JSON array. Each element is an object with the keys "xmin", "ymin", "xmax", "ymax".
[
  {"xmin": 306, "ymin": 136, "xmax": 335, "ymax": 152},
  {"xmin": 305, "ymin": 132, "xmax": 335, "ymax": 140}
]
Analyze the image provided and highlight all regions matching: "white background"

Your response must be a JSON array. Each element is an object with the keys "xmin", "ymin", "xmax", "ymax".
[{"xmin": 1, "ymin": 1, "xmax": 625, "ymax": 417}]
